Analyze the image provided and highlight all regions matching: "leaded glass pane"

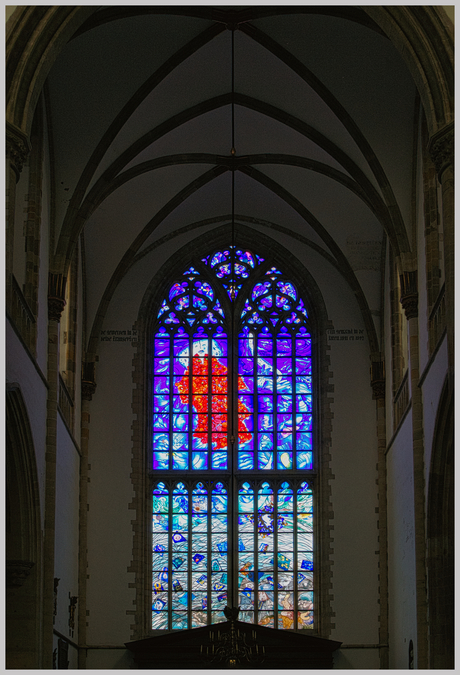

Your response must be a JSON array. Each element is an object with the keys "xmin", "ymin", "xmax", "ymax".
[{"xmin": 152, "ymin": 249, "xmax": 314, "ymax": 631}]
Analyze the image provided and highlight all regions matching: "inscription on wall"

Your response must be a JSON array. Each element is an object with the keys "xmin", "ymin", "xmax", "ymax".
[
  {"xmin": 100, "ymin": 328, "xmax": 138, "ymax": 343},
  {"xmin": 346, "ymin": 236, "xmax": 382, "ymax": 271},
  {"xmin": 327, "ymin": 328, "xmax": 365, "ymax": 342}
]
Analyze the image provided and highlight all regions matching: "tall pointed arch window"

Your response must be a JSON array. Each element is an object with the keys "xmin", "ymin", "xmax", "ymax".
[{"xmin": 151, "ymin": 248, "xmax": 314, "ymax": 632}]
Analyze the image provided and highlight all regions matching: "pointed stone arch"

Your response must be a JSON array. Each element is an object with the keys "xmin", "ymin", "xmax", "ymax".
[{"xmin": 6, "ymin": 384, "xmax": 43, "ymax": 668}]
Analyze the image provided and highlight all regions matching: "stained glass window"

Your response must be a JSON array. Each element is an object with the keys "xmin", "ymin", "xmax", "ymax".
[{"xmin": 152, "ymin": 247, "xmax": 315, "ymax": 632}]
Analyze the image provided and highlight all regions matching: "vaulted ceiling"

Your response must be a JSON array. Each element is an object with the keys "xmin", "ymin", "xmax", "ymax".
[{"xmin": 42, "ymin": 7, "xmax": 424, "ymax": 356}]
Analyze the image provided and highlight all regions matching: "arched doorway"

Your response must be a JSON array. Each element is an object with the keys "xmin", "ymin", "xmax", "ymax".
[
  {"xmin": 426, "ymin": 376, "xmax": 454, "ymax": 669},
  {"xmin": 6, "ymin": 385, "xmax": 42, "ymax": 669}
]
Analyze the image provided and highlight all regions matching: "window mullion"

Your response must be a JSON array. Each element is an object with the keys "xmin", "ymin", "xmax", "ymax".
[
  {"xmin": 294, "ymin": 479, "xmax": 298, "ymax": 630},
  {"xmin": 274, "ymin": 481, "xmax": 279, "ymax": 630}
]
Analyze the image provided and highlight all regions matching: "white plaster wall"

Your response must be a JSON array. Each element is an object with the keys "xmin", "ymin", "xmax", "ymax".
[
  {"xmin": 319, "ymin": 258, "xmax": 380, "ymax": 650},
  {"xmin": 54, "ymin": 417, "xmax": 81, "ymax": 641},
  {"xmin": 386, "ymin": 414, "xmax": 417, "ymax": 668},
  {"xmin": 85, "ymin": 329, "xmax": 137, "ymax": 645},
  {"xmin": 6, "ymin": 322, "xmax": 48, "ymax": 528}
]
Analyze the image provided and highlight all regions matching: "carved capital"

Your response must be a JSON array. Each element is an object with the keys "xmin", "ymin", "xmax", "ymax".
[
  {"xmin": 82, "ymin": 361, "xmax": 97, "ymax": 400},
  {"xmin": 82, "ymin": 379, "xmax": 97, "ymax": 401},
  {"xmin": 370, "ymin": 360, "xmax": 385, "ymax": 400},
  {"xmin": 400, "ymin": 271, "xmax": 418, "ymax": 320},
  {"xmin": 6, "ymin": 122, "xmax": 31, "ymax": 180},
  {"xmin": 48, "ymin": 273, "xmax": 67, "ymax": 321},
  {"xmin": 428, "ymin": 122, "xmax": 454, "ymax": 180},
  {"xmin": 6, "ymin": 560, "xmax": 34, "ymax": 587}
]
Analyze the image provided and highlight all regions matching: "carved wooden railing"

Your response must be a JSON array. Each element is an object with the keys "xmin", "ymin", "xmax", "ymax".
[
  {"xmin": 428, "ymin": 283, "xmax": 446, "ymax": 353},
  {"xmin": 393, "ymin": 369, "xmax": 409, "ymax": 430},
  {"xmin": 58, "ymin": 374, "xmax": 74, "ymax": 431},
  {"xmin": 11, "ymin": 275, "xmax": 35, "ymax": 352}
]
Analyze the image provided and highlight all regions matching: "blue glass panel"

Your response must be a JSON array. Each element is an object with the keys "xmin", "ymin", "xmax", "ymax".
[
  {"xmin": 172, "ymin": 395, "xmax": 187, "ymax": 412},
  {"xmin": 173, "ymin": 339, "xmax": 189, "ymax": 357},
  {"xmin": 172, "ymin": 414, "xmax": 188, "ymax": 431},
  {"xmin": 258, "ymin": 432, "xmax": 273, "ymax": 451},
  {"xmin": 258, "ymin": 451, "xmax": 273, "ymax": 470},
  {"xmin": 276, "ymin": 394, "xmax": 292, "ymax": 412},
  {"xmin": 153, "ymin": 433, "xmax": 169, "ymax": 451},
  {"xmin": 211, "ymin": 451, "xmax": 226, "ymax": 469},
  {"xmin": 296, "ymin": 414, "xmax": 312, "ymax": 431},
  {"xmin": 295, "ymin": 377, "xmax": 312, "ymax": 393},
  {"xmin": 239, "ymin": 358, "xmax": 253, "ymax": 376},
  {"xmin": 236, "ymin": 250, "xmax": 255, "ymax": 267},
  {"xmin": 277, "ymin": 376, "xmax": 292, "ymax": 393},
  {"xmin": 257, "ymin": 395, "xmax": 272, "ymax": 412},
  {"xmin": 155, "ymin": 338, "xmax": 170, "ymax": 357},
  {"xmin": 172, "ymin": 433, "xmax": 188, "ymax": 452},
  {"xmin": 295, "ymin": 358, "xmax": 311, "ymax": 375},
  {"xmin": 296, "ymin": 432, "xmax": 312, "ymax": 449},
  {"xmin": 276, "ymin": 338, "xmax": 292, "ymax": 355},
  {"xmin": 297, "ymin": 452, "xmax": 313, "ymax": 469},
  {"xmin": 194, "ymin": 280, "xmax": 213, "ymax": 299},
  {"xmin": 277, "ymin": 451, "xmax": 293, "ymax": 469},
  {"xmin": 153, "ymin": 414, "xmax": 169, "ymax": 431},
  {"xmin": 192, "ymin": 434, "xmax": 207, "ymax": 450},
  {"xmin": 252, "ymin": 282, "xmax": 271, "ymax": 300},
  {"xmin": 295, "ymin": 337, "xmax": 311, "ymax": 356},
  {"xmin": 296, "ymin": 394, "xmax": 312, "ymax": 412},
  {"xmin": 277, "ymin": 415, "xmax": 292, "ymax": 434},
  {"xmin": 238, "ymin": 452, "xmax": 254, "ymax": 470},
  {"xmin": 257, "ymin": 377, "xmax": 273, "ymax": 393},
  {"xmin": 154, "ymin": 377, "xmax": 170, "ymax": 394},
  {"xmin": 153, "ymin": 452, "xmax": 169, "ymax": 469},
  {"xmin": 154, "ymin": 358, "xmax": 170, "ymax": 374},
  {"xmin": 257, "ymin": 336, "xmax": 273, "ymax": 357},
  {"xmin": 277, "ymin": 358, "xmax": 292, "ymax": 375},
  {"xmin": 172, "ymin": 453, "xmax": 188, "ymax": 470},
  {"xmin": 169, "ymin": 281, "xmax": 188, "ymax": 300},
  {"xmin": 192, "ymin": 452, "xmax": 208, "ymax": 470},
  {"xmin": 257, "ymin": 358, "xmax": 273, "ymax": 376},
  {"xmin": 277, "ymin": 281, "xmax": 296, "ymax": 300},
  {"xmin": 153, "ymin": 395, "xmax": 169, "ymax": 412},
  {"xmin": 258, "ymin": 414, "xmax": 273, "ymax": 431}
]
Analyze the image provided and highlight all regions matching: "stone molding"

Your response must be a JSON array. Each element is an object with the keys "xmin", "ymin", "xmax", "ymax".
[
  {"xmin": 6, "ymin": 122, "xmax": 31, "ymax": 179},
  {"xmin": 7, "ymin": 560, "xmax": 35, "ymax": 587},
  {"xmin": 400, "ymin": 271, "xmax": 418, "ymax": 320},
  {"xmin": 428, "ymin": 122, "xmax": 454, "ymax": 180}
]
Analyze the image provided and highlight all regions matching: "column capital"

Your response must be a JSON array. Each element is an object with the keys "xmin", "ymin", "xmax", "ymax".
[
  {"xmin": 82, "ymin": 361, "xmax": 97, "ymax": 401},
  {"xmin": 428, "ymin": 121, "xmax": 454, "ymax": 180},
  {"xmin": 48, "ymin": 273, "xmax": 67, "ymax": 322},
  {"xmin": 400, "ymin": 270, "xmax": 418, "ymax": 320},
  {"xmin": 6, "ymin": 122, "xmax": 31, "ymax": 180},
  {"xmin": 370, "ymin": 360, "xmax": 385, "ymax": 400},
  {"xmin": 6, "ymin": 560, "xmax": 35, "ymax": 587}
]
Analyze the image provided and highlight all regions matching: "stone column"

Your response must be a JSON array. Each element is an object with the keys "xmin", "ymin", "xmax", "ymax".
[
  {"xmin": 6, "ymin": 122, "xmax": 31, "ymax": 314},
  {"xmin": 78, "ymin": 364, "xmax": 97, "ymax": 669},
  {"xmin": 428, "ymin": 122, "xmax": 454, "ymax": 378},
  {"xmin": 400, "ymin": 271, "xmax": 428, "ymax": 669},
  {"xmin": 43, "ymin": 273, "xmax": 66, "ymax": 667},
  {"xmin": 370, "ymin": 359, "xmax": 389, "ymax": 669}
]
